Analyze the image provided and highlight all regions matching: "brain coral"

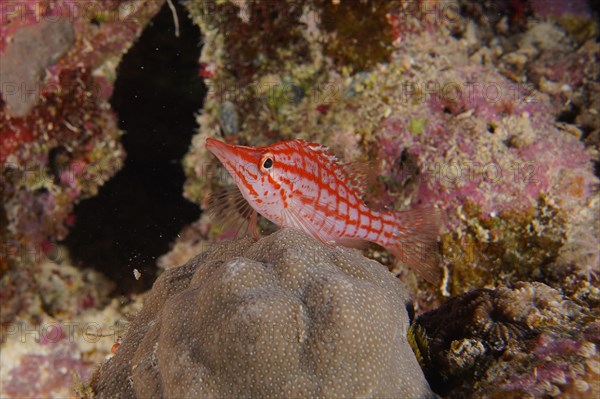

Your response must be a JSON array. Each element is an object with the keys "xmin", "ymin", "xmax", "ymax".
[{"xmin": 89, "ymin": 228, "xmax": 433, "ymax": 398}]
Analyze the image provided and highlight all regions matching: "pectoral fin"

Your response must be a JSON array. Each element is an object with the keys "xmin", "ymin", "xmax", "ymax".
[{"xmin": 207, "ymin": 186, "xmax": 259, "ymax": 238}]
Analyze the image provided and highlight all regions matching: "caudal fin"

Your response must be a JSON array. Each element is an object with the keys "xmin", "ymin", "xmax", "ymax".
[{"xmin": 383, "ymin": 207, "xmax": 442, "ymax": 284}]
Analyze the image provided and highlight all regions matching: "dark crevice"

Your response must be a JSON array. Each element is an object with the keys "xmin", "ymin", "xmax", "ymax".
[
  {"xmin": 63, "ymin": 2, "xmax": 204, "ymax": 294},
  {"xmin": 555, "ymin": 106, "xmax": 579, "ymax": 124},
  {"xmin": 406, "ymin": 300, "xmax": 415, "ymax": 324}
]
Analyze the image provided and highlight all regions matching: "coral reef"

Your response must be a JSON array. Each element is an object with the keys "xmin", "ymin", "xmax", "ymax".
[
  {"xmin": 167, "ymin": 5, "xmax": 600, "ymax": 397},
  {"xmin": 2, "ymin": 329, "xmax": 95, "ymax": 399},
  {"xmin": 89, "ymin": 228, "xmax": 434, "ymax": 398},
  {"xmin": 413, "ymin": 282, "xmax": 600, "ymax": 398},
  {"xmin": 2, "ymin": 1, "xmax": 598, "ymax": 397},
  {"xmin": 174, "ymin": 0, "xmax": 599, "ymax": 313},
  {"xmin": 36, "ymin": 257, "xmax": 115, "ymax": 317}
]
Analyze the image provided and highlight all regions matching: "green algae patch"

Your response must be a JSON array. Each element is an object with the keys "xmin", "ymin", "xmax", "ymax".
[
  {"xmin": 408, "ymin": 117, "xmax": 428, "ymax": 136},
  {"xmin": 317, "ymin": 0, "xmax": 395, "ymax": 74}
]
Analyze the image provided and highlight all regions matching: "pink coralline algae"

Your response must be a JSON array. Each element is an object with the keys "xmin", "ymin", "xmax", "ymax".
[
  {"xmin": 2, "ymin": 322, "xmax": 95, "ymax": 399},
  {"xmin": 357, "ymin": 20, "xmax": 599, "ymax": 303},
  {"xmin": 5, "ymin": 352, "xmax": 92, "ymax": 399},
  {"xmin": 381, "ymin": 95, "xmax": 590, "ymax": 216},
  {"xmin": 0, "ymin": 256, "xmax": 135, "ymax": 398}
]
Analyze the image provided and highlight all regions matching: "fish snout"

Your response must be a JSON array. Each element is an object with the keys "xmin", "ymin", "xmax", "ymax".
[
  {"xmin": 205, "ymin": 138, "xmax": 231, "ymax": 160},
  {"xmin": 205, "ymin": 138, "xmax": 262, "ymax": 173}
]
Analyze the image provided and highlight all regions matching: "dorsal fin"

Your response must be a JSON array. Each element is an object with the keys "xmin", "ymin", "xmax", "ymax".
[
  {"xmin": 206, "ymin": 186, "xmax": 259, "ymax": 239},
  {"xmin": 305, "ymin": 142, "xmax": 338, "ymax": 164},
  {"xmin": 304, "ymin": 142, "xmax": 377, "ymax": 197},
  {"xmin": 342, "ymin": 160, "xmax": 378, "ymax": 197}
]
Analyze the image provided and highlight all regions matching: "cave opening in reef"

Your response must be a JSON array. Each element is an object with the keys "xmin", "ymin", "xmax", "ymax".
[{"xmin": 63, "ymin": 2, "xmax": 204, "ymax": 294}]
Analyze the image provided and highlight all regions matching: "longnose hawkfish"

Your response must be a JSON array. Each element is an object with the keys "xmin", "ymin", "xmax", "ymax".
[{"xmin": 206, "ymin": 138, "xmax": 442, "ymax": 283}]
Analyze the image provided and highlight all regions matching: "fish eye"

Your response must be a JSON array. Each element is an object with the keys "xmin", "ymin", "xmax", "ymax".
[{"xmin": 259, "ymin": 153, "xmax": 274, "ymax": 174}]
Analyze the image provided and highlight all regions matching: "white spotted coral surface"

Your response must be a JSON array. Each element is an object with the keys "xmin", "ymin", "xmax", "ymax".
[{"xmin": 90, "ymin": 228, "xmax": 434, "ymax": 399}]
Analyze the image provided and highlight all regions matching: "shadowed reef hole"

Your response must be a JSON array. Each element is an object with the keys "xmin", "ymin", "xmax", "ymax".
[{"xmin": 63, "ymin": 2, "xmax": 204, "ymax": 294}]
